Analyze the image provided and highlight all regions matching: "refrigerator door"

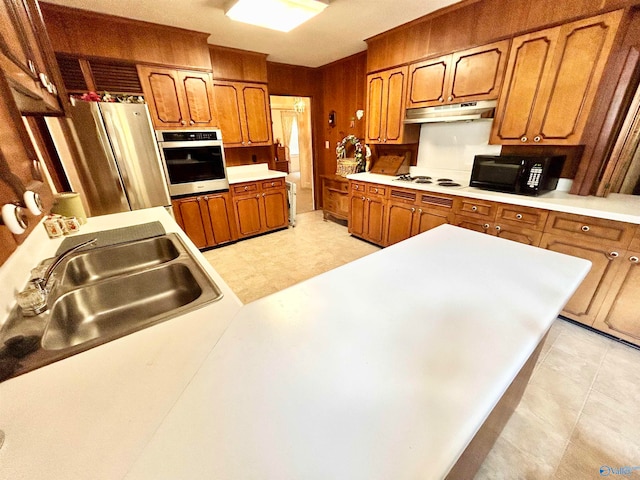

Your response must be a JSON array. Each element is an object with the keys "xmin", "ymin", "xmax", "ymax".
[
  {"xmin": 98, "ymin": 103, "xmax": 171, "ymax": 210},
  {"xmin": 66, "ymin": 101, "xmax": 131, "ymax": 215}
]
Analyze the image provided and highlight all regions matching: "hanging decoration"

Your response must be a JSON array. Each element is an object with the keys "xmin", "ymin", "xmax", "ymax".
[{"xmin": 335, "ymin": 135, "xmax": 370, "ymax": 177}]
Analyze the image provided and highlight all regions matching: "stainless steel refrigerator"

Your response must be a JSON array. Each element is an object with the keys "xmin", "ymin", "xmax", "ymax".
[{"xmin": 61, "ymin": 101, "xmax": 171, "ymax": 216}]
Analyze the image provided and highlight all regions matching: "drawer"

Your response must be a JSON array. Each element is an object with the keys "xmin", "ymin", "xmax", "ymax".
[
  {"xmin": 262, "ymin": 178, "xmax": 284, "ymax": 189},
  {"xmin": 495, "ymin": 203, "xmax": 549, "ymax": 230},
  {"xmin": 367, "ymin": 184, "xmax": 386, "ymax": 196},
  {"xmin": 350, "ymin": 182, "xmax": 366, "ymax": 193},
  {"xmin": 453, "ymin": 197, "xmax": 496, "ymax": 219},
  {"xmin": 323, "ymin": 178, "xmax": 348, "ymax": 193},
  {"xmin": 544, "ymin": 211, "xmax": 636, "ymax": 248},
  {"xmin": 629, "ymin": 225, "xmax": 640, "ymax": 252},
  {"xmin": 232, "ymin": 182, "xmax": 259, "ymax": 195}
]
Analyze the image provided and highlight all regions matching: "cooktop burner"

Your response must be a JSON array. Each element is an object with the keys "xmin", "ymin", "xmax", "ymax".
[{"xmin": 394, "ymin": 174, "xmax": 464, "ymax": 188}]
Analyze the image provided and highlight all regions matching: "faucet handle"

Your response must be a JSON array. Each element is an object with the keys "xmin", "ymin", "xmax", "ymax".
[{"xmin": 15, "ymin": 285, "xmax": 47, "ymax": 316}]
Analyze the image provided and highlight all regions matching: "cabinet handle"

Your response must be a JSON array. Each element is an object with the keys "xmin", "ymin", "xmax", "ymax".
[
  {"xmin": 181, "ymin": 120, "xmax": 186, "ymax": 125},
  {"xmin": 203, "ymin": 196, "xmax": 208, "ymax": 200},
  {"xmin": 438, "ymin": 97, "xmax": 444, "ymax": 103},
  {"xmin": 189, "ymin": 120, "xmax": 195, "ymax": 125},
  {"xmin": 418, "ymin": 208, "xmax": 423, "ymax": 213},
  {"xmin": 515, "ymin": 213, "xmax": 523, "ymax": 220},
  {"xmin": 607, "ymin": 251, "xmax": 619, "ymax": 260},
  {"xmin": 354, "ymin": 185, "xmax": 359, "ymax": 190},
  {"xmin": 367, "ymin": 198, "xmax": 371, "ymax": 202},
  {"xmin": 630, "ymin": 256, "xmax": 639, "ymax": 263},
  {"xmin": 28, "ymin": 59, "xmax": 36, "ymax": 75},
  {"xmin": 374, "ymin": 188, "xmax": 378, "ymax": 193},
  {"xmin": 248, "ymin": 141, "xmax": 252, "ymax": 144},
  {"xmin": 520, "ymin": 136, "xmax": 528, "ymax": 143},
  {"xmin": 361, "ymin": 196, "xmax": 365, "ymax": 201},
  {"xmin": 262, "ymin": 193, "xmax": 266, "ymax": 197},
  {"xmin": 471, "ymin": 206, "xmax": 477, "ymax": 212},
  {"xmin": 271, "ymin": 182, "xmax": 275, "ymax": 186},
  {"xmin": 495, "ymin": 225, "xmax": 501, "ymax": 231},
  {"xmin": 581, "ymin": 225, "xmax": 590, "ymax": 232},
  {"xmin": 447, "ymin": 96, "xmax": 453, "ymax": 102},
  {"xmin": 256, "ymin": 194, "xmax": 260, "ymax": 198},
  {"xmin": 411, "ymin": 208, "xmax": 415, "ymax": 213},
  {"xmin": 483, "ymin": 223, "xmax": 490, "ymax": 230},
  {"xmin": 533, "ymin": 135, "xmax": 542, "ymax": 143}
]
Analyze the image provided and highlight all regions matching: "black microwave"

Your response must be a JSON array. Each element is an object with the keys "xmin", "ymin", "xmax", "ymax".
[{"xmin": 470, "ymin": 155, "xmax": 566, "ymax": 196}]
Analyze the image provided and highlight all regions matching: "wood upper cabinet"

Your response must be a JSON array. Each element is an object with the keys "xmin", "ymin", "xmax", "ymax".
[
  {"xmin": 137, "ymin": 65, "xmax": 218, "ymax": 130},
  {"xmin": 491, "ymin": 10, "xmax": 623, "ymax": 145},
  {"xmin": 0, "ymin": 0, "xmax": 64, "ymax": 114},
  {"xmin": 212, "ymin": 80, "xmax": 272, "ymax": 147},
  {"xmin": 407, "ymin": 40, "xmax": 510, "ymax": 108},
  {"xmin": 172, "ymin": 191, "xmax": 236, "ymax": 249},
  {"xmin": 366, "ymin": 66, "xmax": 419, "ymax": 144},
  {"xmin": 232, "ymin": 178, "xmax": 287, "ymax": 239}
]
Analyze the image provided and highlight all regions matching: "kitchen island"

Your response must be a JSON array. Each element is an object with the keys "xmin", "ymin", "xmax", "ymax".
[{"xmin": 0, "ymin": 208, "xmax": 590, "ymax": 479}]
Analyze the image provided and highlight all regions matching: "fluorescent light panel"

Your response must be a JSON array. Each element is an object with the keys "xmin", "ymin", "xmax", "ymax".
[{"xmin": 225, "ymin": 0, "xmax": 328, "ymax": 32}]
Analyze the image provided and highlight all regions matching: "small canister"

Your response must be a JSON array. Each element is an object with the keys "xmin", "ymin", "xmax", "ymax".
[
  {"xmin": 63, "ymin": 216, "xmax": 81, "ymax": 234},
  {"xmin": 43, "ymin": 214, "xmax": 64, "ymax": 238}
]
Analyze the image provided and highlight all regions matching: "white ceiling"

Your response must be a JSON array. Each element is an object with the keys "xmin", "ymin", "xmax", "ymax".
[{"xmin": 41, "ymin": 0, "xmax": 462, "ymax": 68}]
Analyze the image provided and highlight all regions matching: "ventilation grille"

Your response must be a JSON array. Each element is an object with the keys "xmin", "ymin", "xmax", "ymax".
[
  {"xmin": 90, "ymin": 61, "xmax": 143, "ymax": 94},
  {"xmin": 55, "ymin": 54, "xmax": 87, "ymax": 92},
  {"xmin": 390, "ymin": 189, "xmax": 417, "ymax": 202},
  {"xmin": 420, "ymin": 194, "xmax": 453, "ymax": 208}
]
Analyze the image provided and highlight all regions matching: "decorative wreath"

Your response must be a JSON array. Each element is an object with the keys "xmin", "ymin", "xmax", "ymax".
[{"xmin": 336, "ymin": 135, "xmax": 365, "ymax": 164}]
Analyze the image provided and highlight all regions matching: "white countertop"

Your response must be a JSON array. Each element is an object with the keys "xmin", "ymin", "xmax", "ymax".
[
  {"xmin": 348, "ymin": 172, "xmax": 640, "ymax": 224},
  {"xmin": 0, "ymin": 213, "xmax": 590, "ymax": 480},
  {"xmin": 227, "ymin": 164, "xmax": 287, "ymax": 184}
]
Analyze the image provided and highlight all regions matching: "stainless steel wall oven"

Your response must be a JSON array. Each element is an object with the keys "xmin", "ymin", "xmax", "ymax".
[{"xmin": 156, "ymin": 129, "xmax": 229, "ymax": 196}]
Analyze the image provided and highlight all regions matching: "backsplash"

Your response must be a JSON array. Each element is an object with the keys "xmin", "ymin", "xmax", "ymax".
[{"xmin": 416, "ymin": 121, "xmax": 502, "ymax": 174}]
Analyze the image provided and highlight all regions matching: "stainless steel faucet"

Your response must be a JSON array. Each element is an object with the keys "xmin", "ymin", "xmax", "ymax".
[{"xmin": 17, "ymin": 238, "xmax": 97, "ymax": 316}]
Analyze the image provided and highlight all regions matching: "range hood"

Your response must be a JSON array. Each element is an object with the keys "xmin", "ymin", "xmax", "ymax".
[{"xmin": 404, "ymin": 100, "xmax": 497, "ymax": 124}]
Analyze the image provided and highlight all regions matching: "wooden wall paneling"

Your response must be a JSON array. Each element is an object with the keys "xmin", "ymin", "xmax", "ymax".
[
  {"xmin": 427, "ymin": 2, "xmax": 478, "ymax": 55},
  {"xmin": 40, "ymin": 3, "xmax": 212, "ymax": 70},
  {"xmin": 209, "ymin": 45, "xmax": 268, "ymax": 82}
]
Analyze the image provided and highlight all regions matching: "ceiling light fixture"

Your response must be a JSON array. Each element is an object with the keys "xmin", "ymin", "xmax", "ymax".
[{"xmin": 225, "ymin": 0, "xmax": 329, "ymax": 33}]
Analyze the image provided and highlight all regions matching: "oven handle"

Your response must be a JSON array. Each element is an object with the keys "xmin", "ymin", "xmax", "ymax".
[{"xmin": 158, "ymin": 140, "xmax": 224, "ymax": 149}]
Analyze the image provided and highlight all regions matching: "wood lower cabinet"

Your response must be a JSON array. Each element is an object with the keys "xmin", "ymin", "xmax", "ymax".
[
  {"xmin": 321, "ymin": 174, "xmax": 349, "ymax": 222},
  {"xmin": 592, "ymin": 250, "xmax": 640, "ymax": 344},
  {"xmin": 232, "ymin": 178, "xmax": 287, "ymax": 239},
  {"xmin": 212, "ymin": 81, "xmax": 272, "ymax": 147},
  {"xmin": 490, "ymin": 10, "xmax": 623, "ymax": 145},
  {"xmin": 385, "ymin": 188, "xmax": 453, "ymax": 245},
  {"xmin": 172, "ymin": 191, "xmax": 236, "ymax": 249},
  {"xmin": 138, "ymin": 65, "xmax": 218, "ymax": 129},
  {"xmin": 349, "ymin": 181, "xmax": 386, "ymax": 245},
  {"xmin": 407, "ymin": 40, "xmax": 510, "ymax": 108},
  {"xmin": 366, "ymin": 66, "xmax": 419, "ymax": 145}
]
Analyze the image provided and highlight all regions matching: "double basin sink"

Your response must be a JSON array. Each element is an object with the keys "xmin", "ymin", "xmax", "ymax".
[{"xmin": 1, "ymin": 233, "xmax": 223, "ymax": 378}]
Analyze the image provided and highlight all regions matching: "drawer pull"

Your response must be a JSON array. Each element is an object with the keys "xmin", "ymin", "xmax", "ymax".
[
  {"xmin": 520, "ymin": 136, "xmax": 528, "ymax": 143},
  {"xmin": 533, "ymin": 136, "xmax": 541, "ymax": 143},
  {"xmin": 244, "ymin": 186, "xmax": 248, "ymax": 191},
  {"xmin": 483, "ymin": 223, "xmax": 490, "ymax": 230},
  {"xmin": 607, "ymin": 251, "xmax": 619, "ymax": 260},
  {"xmin": 374, "ymin": 188, "xmax": 378, "ymax": 193},
  {"xmin": 471, "ymin": 206, "xmax": 477, "ymax": 212},
  {"xmin": 495, "ymin": 225, "xmax": 501, "ymax": 231},
  {"xmin": 581, "ymin": 225, "xmax": 590, "ymax": 232},
  {"xmin": 411, "ymin": 208, "xmax": 415, "ymax": 213},
  {"xmin": 515, "ymin": 213, "xmax": 523, "ymax": 220},
  {"xmin": 354, "ymin": 185, "xmax": 359, "ymax": 190},
  {"xmin": 271, "ymin": 182, "xmax": 275, "ymax": 186},
  {"xmin": 361, "ymin": 196, "xmax": 365, "ymax": 201},
  {"xmin": 418, "ymin": 208, "xmax": 423, "ymax": 213},
  {"xmin": 630, "ymin": 256, "xmax": 639, "ymax": 263}
]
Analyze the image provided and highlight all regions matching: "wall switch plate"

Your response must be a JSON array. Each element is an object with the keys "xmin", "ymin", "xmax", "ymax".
[{"xmin": 325, "ymin": 141, "xmax": 330, "ymax": 149}]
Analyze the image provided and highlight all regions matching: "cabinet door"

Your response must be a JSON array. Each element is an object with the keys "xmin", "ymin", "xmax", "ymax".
[
  {"xmin": 365, "ymin": 197, "xmax": 386, "ymax": 245},
  {"xmin": 262, "ymin": 188, "xmax": 288, "ymax": 230},
  {"xmin": 386, "ymin": 202, "xmax": 415, "ymax": 245},
  {"xmin": 172, "ymin": 197, "xmax": 209, "ymax": 249},
  {"xmin": 406, "ymin": 55, "xmax": 450, "ymax": 108},
  {"xmin": 366, "ymin": 72, "xmax": 385, "ymax": 143},
  {"xmin": 349, "ymin": 193, "xmax": 366, "ymax": 237},
  {"xmin": 213, "ymin": 81, "xmax": 244, "ymax": 146},
  {"xmin": 138, "ymin": 66, "xmax": 185, "ymax": 129},
  {"xmin": 593, "ymin": 252, "xmax": 640, "ymax": 345},
  {"xmin": 242, "ymin": 83, "xmax": 272, "ymax": 145},
  {"xmin": 540, "ymin": 233, "xmax": 624, "ymax": 326},
  {"xmin": 490, "ymin": 27, "xmax": 558, "ymax": 144},
  {"xmin": 202, "ymin": 193, "xmax": 235, "ymax": 246},
  {"xmin": 448, "ymin": 40, "xmax": 510, "ymax": 104},
  {"xmin": 531, "ymin": 11, "xmax": 623, "ymax": 145},
  {"xmin": 234, "ymin": 194, "xmax": 262, "ymax": 238},
  {"xmin": 414, "ymin": 207, "xmax": 450, "ymax": 235},
  {"xmin": 179, "ymin": 71, "xmax": 218, "ymax": 128},
  {"xmin": 384, "ymin": 66, "xmax": 409, "ymax": 143}
]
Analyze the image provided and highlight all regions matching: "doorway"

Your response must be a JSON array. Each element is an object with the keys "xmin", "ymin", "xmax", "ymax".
[{"xmin": 270, "ymin": 95, "xmax": 314, "ymax": 213}]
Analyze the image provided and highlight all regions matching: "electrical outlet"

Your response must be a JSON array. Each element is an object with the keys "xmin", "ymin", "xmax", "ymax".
[{"xmin": 325, "ymin": 141, "xmax": 330, "ymax": 149}]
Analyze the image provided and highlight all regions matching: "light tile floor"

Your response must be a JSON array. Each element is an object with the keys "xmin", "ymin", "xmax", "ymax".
[{"xmin": 203, "ymin": 210, "xmax": 640, "ymax": 479}]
